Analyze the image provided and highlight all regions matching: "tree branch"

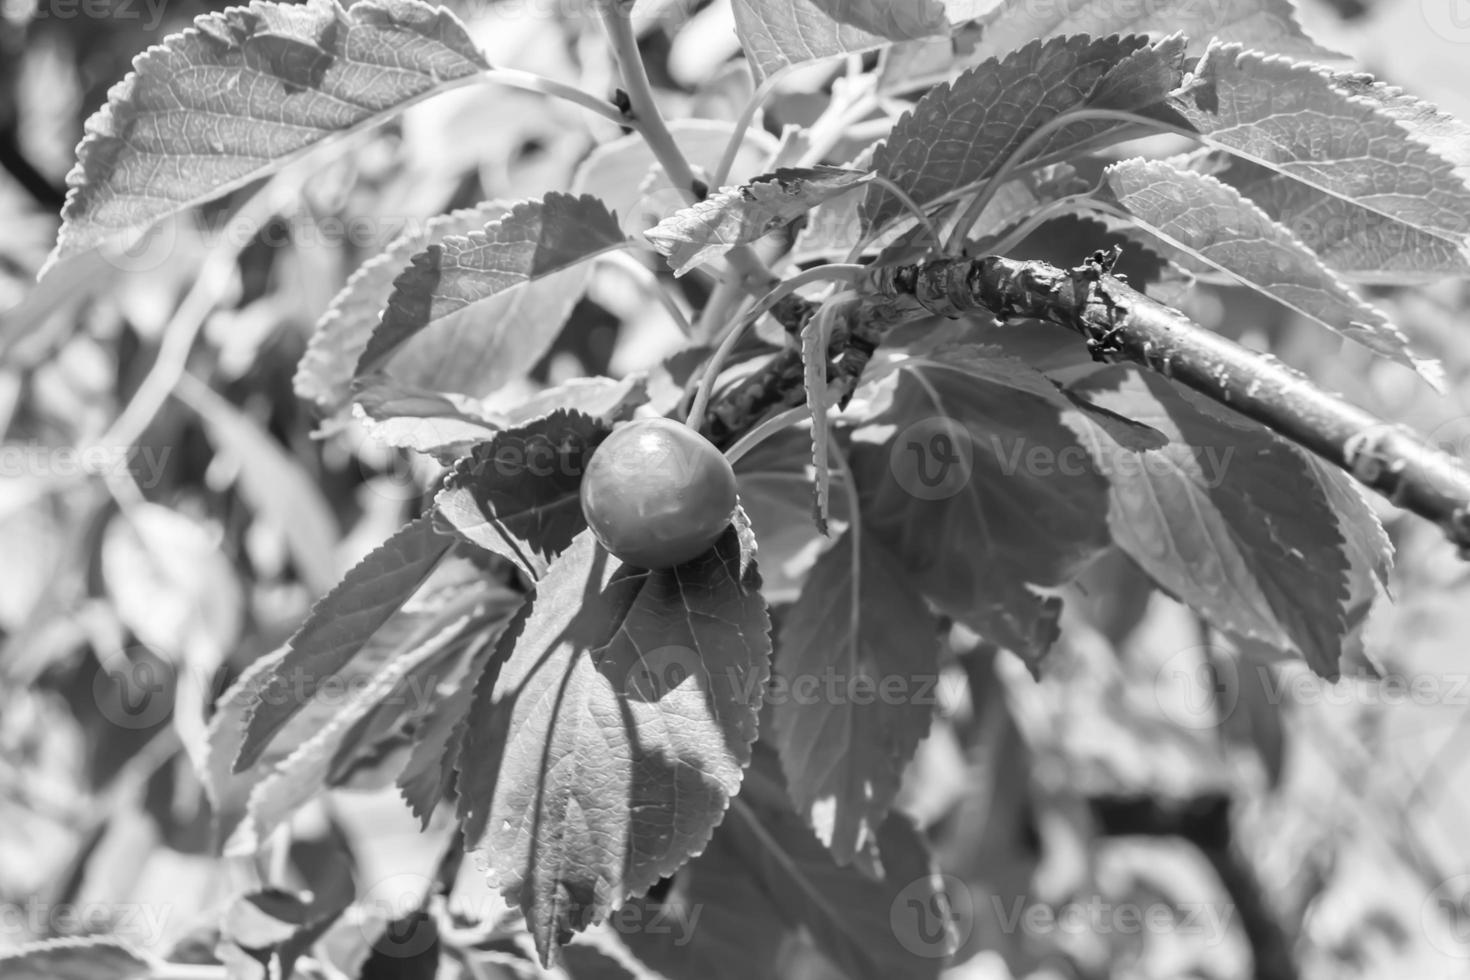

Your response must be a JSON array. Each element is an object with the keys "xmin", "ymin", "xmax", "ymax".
[{"xmin": 703, "ymin": 249, "xmax": 1470, "ymax": 554}]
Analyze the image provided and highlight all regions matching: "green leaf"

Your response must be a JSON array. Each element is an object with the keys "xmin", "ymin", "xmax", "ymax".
[
  {"xmin": 434, "ymin": 410, "xmax": 612, "ymax": 581},
  {"xmin": 352, "ymin": 378, "xmax": 504, "ymax": 460},
  {"xmin": 968, "ymin": 0, "xmax": 1336, "ymax": 63},
  {"xmin": 802, "ymin": 297, "xmax": 851, "ymax": 535},
  {"xmin": 1097, "ymin": 158, "xmax": 1440, "ymax": 384},
  {"xmin": 1067, "ymin": 367, "xmax": 1351, "ymax": 677},
  {"xmin": 1224, "ymin": 159, "xmax": 1470, "ymax": 284},
  {"xmin": 351, "ymin": 375, "xmax": 648, "ymax": 462},
  {"xmin": 497, "ymin": 376, "xmax": 650, "ymax": 428},
  {"xmin": 620, "ymin": 819, "xmax": 787, "ymax": 980},
  {"xmin": 645, "ymin": 167, "xmax": 872, "ymax": 276},
  {"xmin": 572, "ymin": 120, "xmax": 778, "ymax": 235},
  {"xmin": 358, "ymin": 193, "xmax": 628, "ymax": 377},
  {"xmin": 731, "ymin": 0, "xmax": 890, "ymax": 82},
  {"xmin": 455, "ymin": 519, "xmax": 770, "ymax": 962},
  {"xmin": 863, "ymin": 35, "xmax": 1188, "ymax": 232},
  {"xmin": 808, "ymin": 0, "xmax": 951, "ymax": 41},
  {"xmin": 734, "ymin": 425, "xmax": 852, "ymax": 602},
  {"xmin": 233, "ymin": 516, "xmax": 452, "ymax": 771},
  {"xmin": 296, "ymin": 202, "xmax": 509, "ymax": 413},
  {"xmin": 773, "ymin": 531, "xmax": 939, "ymax": 866},
  {"xmin": 1164, "ymin": 46, "xmax": 1470, "ymax": 252},
  {"xmin": 397, "ymin": 631, "xmax": 502, "ymax": 827},
  {"xmin": 721, "ymin": 764, "xmax": 950, "ymax": 980},
  {"xmin": 0, "ymin": 938, "xmax": 157, "ymax": 980},
  {"xmin": 851, "ymin": 345, "xmax": 1111, "ymax": 662},
  {"xmin": 47, "ymin": 0, "xmax": 489, "ymax": 270},
  {"xmin": 229, "ymin": 595, "xmax": 497, "ymax": 853}
]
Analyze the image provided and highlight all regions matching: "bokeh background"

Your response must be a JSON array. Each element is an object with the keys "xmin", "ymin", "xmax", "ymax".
[{"xmin": 4, "ymin": 0, "xmax": 1470, "ymax": 978}]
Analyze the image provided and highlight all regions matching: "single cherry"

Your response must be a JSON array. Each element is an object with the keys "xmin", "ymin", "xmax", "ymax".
[{"xmin": 579, "ymin": 418, "xmax": 737, "ymax": 569}]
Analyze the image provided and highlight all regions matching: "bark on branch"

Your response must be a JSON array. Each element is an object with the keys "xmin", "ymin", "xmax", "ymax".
[{"xmin": 703, "ymin": 249, "xmax": 1470, "ymax": 554}]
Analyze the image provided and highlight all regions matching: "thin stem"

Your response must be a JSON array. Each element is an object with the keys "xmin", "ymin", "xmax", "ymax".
[
  {"xmin": 944, "ymin": 107, "xmax": 1164, "ymax": 252},
  {"xmin": 713, "ymin": 67, "xmax": 789, "ymax": 189},
  {"xmin": 844, "ymin": 173, "xmax": 943, "ymax": 263},
  {"xmin": 976, "ymin": 192, "xmax": 1095, "ymax": 257},
  {"xmin": 796, "ymin": 90, "xmax": 882, "ymax": 168},
  {"xmin": 594, "ymin": 1, "xmax": 776, "ymax": 315},
  {"xmin": 724, "ymin": 405, "xmax": 811, "ymax": 466},
  {"xmin": 480, "ymin": 67, "xmax": 623, "ymax": 125},
  {"xmin": 685, "ymin": 264, "xmax": 864, "ymax": 430}
]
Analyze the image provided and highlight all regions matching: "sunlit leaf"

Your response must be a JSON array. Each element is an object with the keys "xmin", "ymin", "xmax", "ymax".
[
  {"xmin": 48, "ymin": 0, "xmax": 489, "ymax": 269},
  {"xmin": 774, "ymin": 531, "xmax": 939, "ymax": 865}
]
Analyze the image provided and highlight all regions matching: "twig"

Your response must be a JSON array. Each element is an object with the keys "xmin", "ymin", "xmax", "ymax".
[
  {"xmin": 704, "ymin": 250, "xmax": 1470, "ymax": 553},
  {"xmin": 480, "ymin": 67, "xmax": 624, "ymax": 125},
  {"xmin": 594, "ymin": 1, "xmax": 776, "ymax": 295},
  {"xmin": 871, "ymin": 250, "xmax": 1470, "ymax": 551}
]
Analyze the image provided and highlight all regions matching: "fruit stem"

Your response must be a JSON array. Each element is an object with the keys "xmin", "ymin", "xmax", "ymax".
[
  {"xmin": 722, "ymin": 405, "xmax": 811, "ymax": 466},
  {"xmin": 684, "ymin": 264, "xmax": 865, "ymax": 431}
]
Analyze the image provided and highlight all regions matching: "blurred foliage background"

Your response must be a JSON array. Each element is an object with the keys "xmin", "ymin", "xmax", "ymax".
[{"xmin": 4, "ymin": 1, "xmax": 1470, "ymax": 978}]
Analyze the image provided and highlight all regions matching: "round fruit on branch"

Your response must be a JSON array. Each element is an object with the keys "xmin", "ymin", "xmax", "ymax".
[{"xmin": 579, "ymin": 418, "xmax": 738, "ymax": 569}]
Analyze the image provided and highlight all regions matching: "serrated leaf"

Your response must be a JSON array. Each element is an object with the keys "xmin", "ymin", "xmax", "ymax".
[
  {"xmin": 455, "ymin": 519, "xmax": 770, "ymax": 962},
  {"xmin": 48, "ymin": 0, "xmax": 489, "ymax": 269},
  {"xmin": 1066, "ymin": 367, "xmax": 1350, "ymax": 676},
  {"xmin": 1164, "ymin": 47, "xmax": 1470, "ymax": 251},
  {"xmin": 0, "ymin": 938, "xmax": 157, "ymax": 980},
  {"xmin": 731, "ymin": 0, "xmax": 889, "ymax": 82},
  {"xmin": 646, "ymin": 167, "xmax": 872, "ymax": 276},
  {"xmin": 228, "ymin": 593, "xmax": 501, "ymax": 853},
  {"xmin": 809, "ymin": 0, "xmax": 950, "ymax": 41},
  {"xmin": 721, "ymin": 764, "xmax": 950, "ymax": 980},
  {"xmin": 498, "ymin": 376, "xmax": 649, "ymax": 428},
  {"xmin": 434, "ymin": 410, "xmax": 612, "ymax": 581},
  {"xmin": 358, "ymin": 194, "xmax": 628, "ymax": 376},
  {"xmin": 620, "ymin": 817, "xmax": 787, "ymax": 980},
  {"xmin": 863, "ymin": 35, "xmax": 1188, "ymax": 231},
  {"xmin": 851, "ymin": 345, "xmax": 1110, "ymax": 663},
  {"xmin": 352, "ymin": 377, "xmax": 503, "ymax": 459},
  {"xmin": 572, "ymin": 120, "xmax": 778, "ymax": 236},
  {"xmin": 1227, "ymin": 165, "xmax": 1470, "ymax": 284},
  {"xmin": 1097, "ymin": 158, "xmax": 1440, "ymax": 383},
  {"xmin": 968, "ymin": 0, "xmax": 1336, "ymax": 63},
  {"xmin": 774, "ymin": 531, "xmax": 939, "ymax": 866},
  {"xmin": 397, "ymin": 630, "xmax": 502, "ymax": 827},
  {"xmin": 205, "ymin": 559, "xmax": 506, "ymax": 846},
  {"xmin": 802, "ymin": 297, "xmax": 851, "ymax": 534},
  {"xmin": 734, "ymin": 425, "xmax": 852, "ymax": 603},
  {"xmin": 234, "ymin": 517, "xmax": 452, "ymax": 771},
  {"xmin": 296, "ymin": 202, "xmax": 509, "ymax": 412}
]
